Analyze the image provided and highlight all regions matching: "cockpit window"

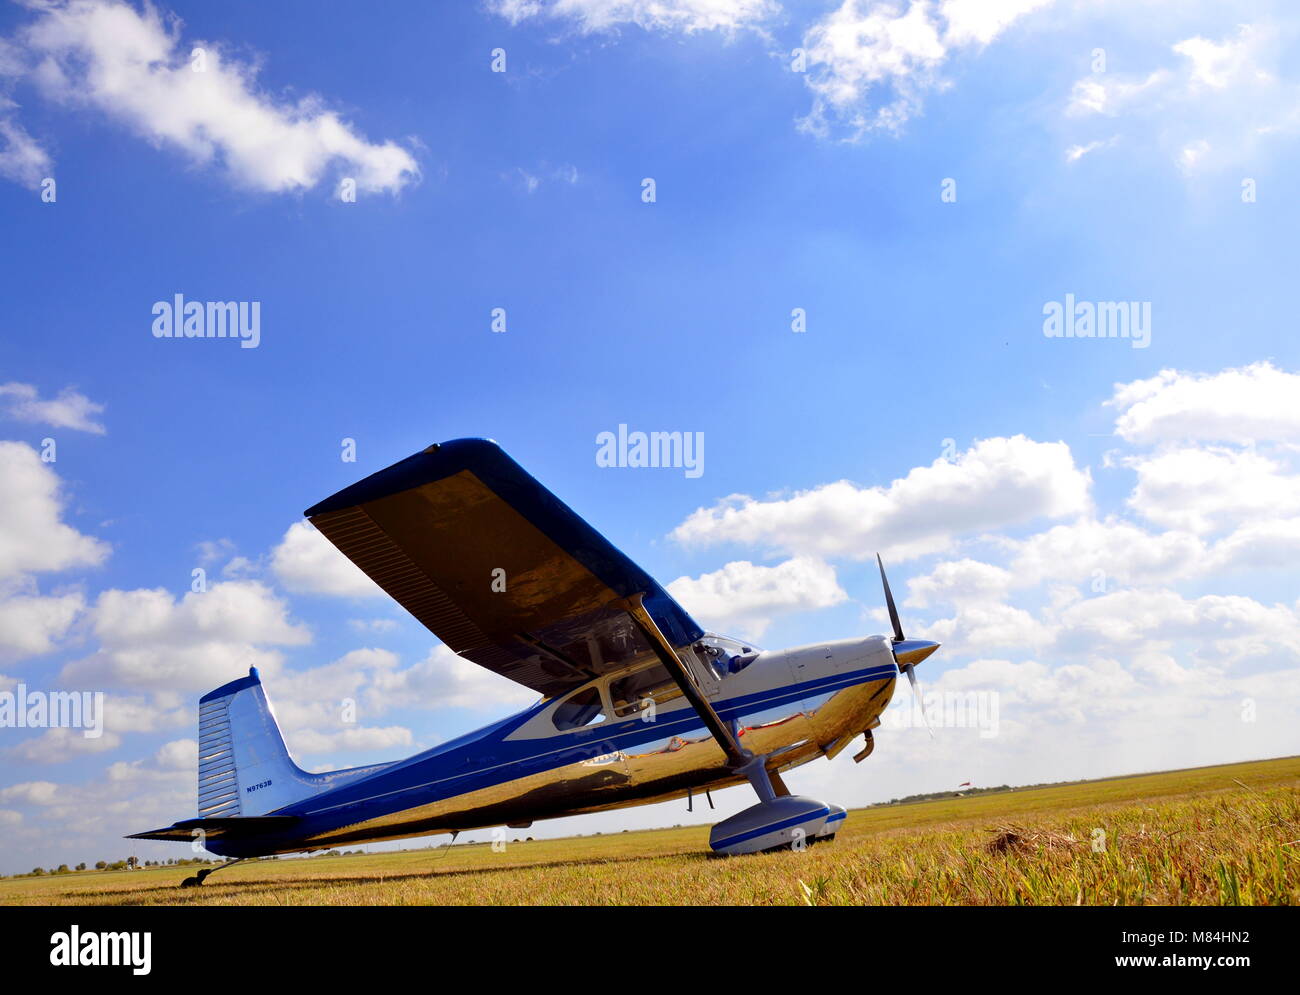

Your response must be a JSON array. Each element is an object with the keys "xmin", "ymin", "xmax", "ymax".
[
  {"xmin": 609, "ymin": 665, "xmax": 683, "ymax": 717},
  {"xmin": 552, "ymin": 686, "xmax": 605, "ymax": 730}
]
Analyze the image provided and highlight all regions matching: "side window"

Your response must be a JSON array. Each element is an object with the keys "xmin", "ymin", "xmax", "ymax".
[
  {"xmin": 609, "ymin": 665, "xmax": 683, "ymax": 717},
  {"xmin": 552, "ymin": 686, "xmax": 606, "ymax": 731}
]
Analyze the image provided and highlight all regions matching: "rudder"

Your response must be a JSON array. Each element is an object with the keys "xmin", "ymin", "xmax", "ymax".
[{"xmin": 198, "ymin": 667, "xmax": 320, "ymax": 818}]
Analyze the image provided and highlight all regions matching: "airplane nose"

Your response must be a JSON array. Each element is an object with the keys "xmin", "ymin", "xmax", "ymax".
[{"xmin": 892, "ymin": 638, "xmax": 940, "ymax": 668}]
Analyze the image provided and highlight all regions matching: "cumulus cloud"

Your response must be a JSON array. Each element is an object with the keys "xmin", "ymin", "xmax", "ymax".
[
  {"xmin": 0, "ymin": 441, "xmax": 109, "ymax": 583},
  {"xmin": 913, "ymin": 600, "xmax": 1054, "ymax": 657},
  {"xmin": 258, "ymin": 646, "xmax": 532, "ymax": 758},
  {"xmin": 1125, "ymin": 446, "xmax": 1300, "ymax": 536},
  {"xmin": 0, "ymin": 751, "xmax": 194, "ymax": 868},
  {"xmin": 266, "ymin": 647, "xmax": 400, "ymax": 734},
  {"xmin": 271, "ymin": 521, "xmax": 385, "ymax": 598},
  {"xmin": 0, "ymin": 382, "xmax": 105, "ymax": 434},
  {"xmin": 671, "ymin": 435, "xmax": 1090, "ymax": 561},
  {"xmin": 1002, "ymin": 517, "xmax": 1206, "ymax": 590},
  {"xmin": 0, "ymin": 588, "xmax": 85, "ymax": 659},
  {"xmin": 799, "ymin": 0, "xmax": 1053, "ymax": 138},
  {"xmin": 369, "ymin": 643, "xmax": 537, "ymax": 712},
  {"xmin": 288, "ymin": 724, "xmax": 413, "ymax": 756},
  {"xmin": 489, "ymin": 0, "xmax": 777, "ymax": 35},
  {"xmin": 2, "ymin": 0, "xmax": 418, "ymax": 195},
  {"xmin": 0, "ymin": 780, "xmax": 60, "ymax": 805},
  {"xmin": 667, "ymin": 556, "xmax": 847, "ymax": 639},
  {"xmin": 5, "ymin": 727, "xmax": 122, "ymax": 764},
  {"xmin": 1108, "ymin": 363, "xmax": 1300, "ymax": 446},
  {"xmin": 60, "ymin": 580, "xmax": 310, "ymax": 693},
  {"xmin": 905, "ymin": 557, "xmax": 1011, "ymax": 609},
  {"xmin": 1053, "ymin": 588, "xmax": 1300, "ymax": 668}
]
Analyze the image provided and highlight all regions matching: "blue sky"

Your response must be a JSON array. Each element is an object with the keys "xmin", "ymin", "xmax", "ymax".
[{"xmin": 2, "ymin": 0, "xmax": 1299, "ymax": 874}]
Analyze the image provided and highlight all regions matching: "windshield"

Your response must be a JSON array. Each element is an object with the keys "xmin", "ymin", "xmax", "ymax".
[{"xmin": 694, "ymin": 635, "xmax": 761, "ymax": 677}]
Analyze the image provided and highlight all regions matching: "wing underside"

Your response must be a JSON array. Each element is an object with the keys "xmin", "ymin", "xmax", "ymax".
[{"xmin": 306, "ymin": 439, "xmax": 702, "ymax": 699}]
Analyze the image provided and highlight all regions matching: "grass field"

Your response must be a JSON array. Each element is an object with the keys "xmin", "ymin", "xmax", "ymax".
[{"xmin": 3, "ymin": 755, "xmax": 1297, "ymax": 906}]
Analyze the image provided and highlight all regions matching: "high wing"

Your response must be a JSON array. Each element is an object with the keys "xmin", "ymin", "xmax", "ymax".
[{"xmin": 305, "ymin": 439, "xmax": 704, "ymax": 699}]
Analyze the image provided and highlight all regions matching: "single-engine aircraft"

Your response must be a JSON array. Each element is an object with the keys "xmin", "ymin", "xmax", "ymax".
[{"xmin": 130, "ymin": 439, "xmax": 940, "ymax": 885}]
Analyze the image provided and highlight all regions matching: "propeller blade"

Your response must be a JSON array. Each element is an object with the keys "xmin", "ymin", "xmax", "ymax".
[
  {"xmin": 877, "ymin": 553, "xmax": 905, "ymax": 643},
  {"xmin": 903, "ymin": 662, "xmax": 935, "ymax": 740}
]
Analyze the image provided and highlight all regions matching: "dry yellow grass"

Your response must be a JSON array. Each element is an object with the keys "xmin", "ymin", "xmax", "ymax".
[{"xmin": 3, "ymin": 755, "xmax": 1296, "ymax": 906}]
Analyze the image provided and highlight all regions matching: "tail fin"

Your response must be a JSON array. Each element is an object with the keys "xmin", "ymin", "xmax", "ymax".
[
  {"xmin": 198, "ymin": 667, "xmax": 397, "ymax": 819},
  {"xmin": 197, "ymin": 667, "xmax": 322, "ymax": 817}
]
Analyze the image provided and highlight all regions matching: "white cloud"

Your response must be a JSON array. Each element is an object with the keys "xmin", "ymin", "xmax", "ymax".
[
  {"xmin": 4, "ymin": 0, "xmax": 418, "ymax": 195},
  {"xmin": 349, "ymin": 617, "xmax": 399, "ymax": 634},
  {"xmin": 1108, "ymin": 363, "xmax": 1300, "ymax": 446},
  {"xmin": 267, "ymin": 647, "xmax": 401, "ymax": 735},
  {"xmin": 195, "ymin": 538, "xmax": 234, "ymax": 565},
  {"xmin": 0, "ymin": 109, "xmax": 50, "ymax": 188},
  {"xmin": 1064, "ymin": 24, "xmax": 1296, "ymax": 173},
  {"xmin": 1126, "ymin": 446, "xmax": 1300, "ymax": 536},
  {"xmin": 153, "ymin": 737, "xmax": 197, "ymax": 771},
  {"xmin": 60, "ymin": 580, "xmax": 310, "ymax": 692},
  {"xmin": 271, "ymin": 520, "xmax": 385, "ymax": 598},
  {"xmin": 0, "ymin": 588, "xmax": 85, "ymax": 659},
  {"xmin": 667, "ymin": 557, "xmax": 847, "ymax": 639},
  {"xmin": 939, "ymin": 0, "xmax": 1053, "ymax": 48},
  {"xmin": 914, "ymin": 600, "xmax": 1054, "ymax": 657},
  {"xmin": 0, "ymin": 441, "xmax": 108, "ymax": 584},
  {"xmin": 671, "ymin": 435, "xmax": 1090, "ymax": 561},
  {"xmin": 1053, "ymin": 588, "xmax": 1300, "ymax": 666},
  {"xmin": 506, "ymin": 162, "xmax": 579, "ymax": 194},
  {"xmin": 1064, "ymin": 135, "xmax": 1116, "ymax": 162},
  {"xmin": 489, "ymin": 0, "xmax": 777, "ymax": 35},
  {"xmin": 0, "ymin": 382, "xmax": 105, "ymax": 434},
  {"xmin": 288, "ymin": 724, "xmax": 413, "ymax": 756},
  {"xmin": 905, "ymin": 557, "xmax": 1011, "ymax": 608},
  {"xmin": 5, "ymin": 727, "xmax": 123, "ymax": 764},
  {"xmin": 262, "ymin": 647, "xmax": 529, "ymax": 757},
  {"xmin": 1003, "ymin": 517, "xmax": 1206, "ymax": 589},
  {"xmin": 1207, "ymin": 517, "xmax": 1300, "ymax": 573},
  {"xmin": 369, "ymin": 643, "xmax": 537, "ymax": 712},
  {"xmin": 0, "ymin": 781, "xmax": 60, "ymax": 806},
  {"xmin": 799, "ymin": 0, "xmax": 1053, "ymax": 138}
]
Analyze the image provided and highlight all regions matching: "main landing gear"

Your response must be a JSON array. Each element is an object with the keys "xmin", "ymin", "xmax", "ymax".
[
  {"xmin": 708, "ymin": 756, "xmax": 845, "ymax": 856},
  {"xmin": 619, "ymin": 594, "xmax": 847, "ymax": 858}
]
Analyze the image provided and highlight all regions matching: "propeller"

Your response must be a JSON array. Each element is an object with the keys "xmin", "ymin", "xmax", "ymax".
[{"xmin": 876, "ymin": 553, "xmax": 940, "ymax": 739}]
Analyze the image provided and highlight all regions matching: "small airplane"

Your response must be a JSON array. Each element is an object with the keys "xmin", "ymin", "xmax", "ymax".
[{"xmin": 130, "ymin": 439, "xmax": 940, "ymax": 885}]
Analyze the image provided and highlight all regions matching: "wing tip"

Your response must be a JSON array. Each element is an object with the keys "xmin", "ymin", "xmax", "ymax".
[{"xmin": 303, "ymin": 437, "xmax": 505, "ymax": 518}]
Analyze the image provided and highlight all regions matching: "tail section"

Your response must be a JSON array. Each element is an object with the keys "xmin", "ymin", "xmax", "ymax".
[
  {"xmin": 198, "ymin": 667, "xmax": 320, "ymax": 817},
  {"xmin": 197, "ymin": 666, "xmax": 393, "ymax": 819}
]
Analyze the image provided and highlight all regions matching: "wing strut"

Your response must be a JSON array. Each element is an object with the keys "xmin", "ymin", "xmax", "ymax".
[{"xmin": 619, "ymin": 593, "xmax": 749, "ymax": 769}]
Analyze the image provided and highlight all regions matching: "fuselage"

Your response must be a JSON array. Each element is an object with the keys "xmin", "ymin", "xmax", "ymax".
[{"xmin": 212, "ymin": 633, "xmax": 900, "ymax": 857}]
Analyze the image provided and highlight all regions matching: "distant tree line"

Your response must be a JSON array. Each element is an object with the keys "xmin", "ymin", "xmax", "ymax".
[{"xmin": 1, "ymin": 855, "xmax": 220, "ymax": 879}]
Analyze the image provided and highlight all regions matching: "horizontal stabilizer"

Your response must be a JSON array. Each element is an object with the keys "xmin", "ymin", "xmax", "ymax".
[{"xmin": 127, "ymin": 815, "xmax": 298, "ymax": 842}]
